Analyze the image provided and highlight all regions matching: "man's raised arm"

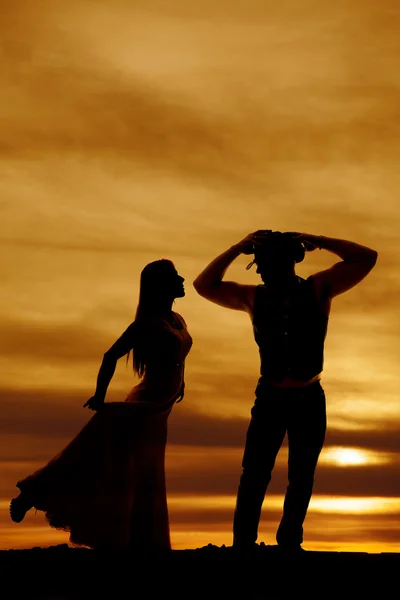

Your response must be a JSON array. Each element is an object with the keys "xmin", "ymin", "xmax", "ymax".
[
  {"xmin": 293, "ymin": 233, "xmax": 378, "ymax": 298},
  {"xmin": 193, "ymin": 232, "xmax": 260, "ymax": 311}
]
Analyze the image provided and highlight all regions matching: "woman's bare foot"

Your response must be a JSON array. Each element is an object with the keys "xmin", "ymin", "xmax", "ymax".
[{"xmin": 9, "ymin": 494, "xmax": 33, "ymax": 523}]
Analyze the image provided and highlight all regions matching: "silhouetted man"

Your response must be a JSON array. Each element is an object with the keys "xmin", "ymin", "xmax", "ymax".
[{"xmin": 193, "ymin": 230, "xmax": 377, "ymax": 552}]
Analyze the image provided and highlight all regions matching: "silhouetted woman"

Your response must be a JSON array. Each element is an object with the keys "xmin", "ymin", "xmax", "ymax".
[{"xmin": 10, "ymin": 259, "xmax": 192, "ymax": 552}]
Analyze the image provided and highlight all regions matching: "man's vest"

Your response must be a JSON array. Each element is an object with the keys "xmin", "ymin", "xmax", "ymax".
[{"xmin": 252, "ymin": 276, "xmax": 329, "ymax": 382}]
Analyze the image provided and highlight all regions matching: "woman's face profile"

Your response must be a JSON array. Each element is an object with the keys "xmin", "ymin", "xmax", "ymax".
[{"xmin": 160, "ymin": 263, "xmax": 185, "ymax": 299}]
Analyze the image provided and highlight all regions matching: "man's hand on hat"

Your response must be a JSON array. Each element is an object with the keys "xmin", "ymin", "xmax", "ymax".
[{"xmin": 287, "ymin": 232, "xmax": 320, "ymax": 252}]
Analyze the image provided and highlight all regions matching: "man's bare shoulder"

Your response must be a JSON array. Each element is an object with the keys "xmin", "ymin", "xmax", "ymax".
[{"xmin": 196, "ymin": 281, "xmax": 256, "ymax": 313}]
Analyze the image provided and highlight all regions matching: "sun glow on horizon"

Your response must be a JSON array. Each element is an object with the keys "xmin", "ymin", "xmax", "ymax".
[
  {"xmin": 166, "ymin": 495, "xmax": 400, "ymax": 515},
  {"xmin": 320, "ymin": 446, "xmax": 393, "ymax": 467}
]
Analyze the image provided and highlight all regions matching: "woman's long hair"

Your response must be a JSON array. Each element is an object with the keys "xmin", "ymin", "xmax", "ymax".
[{"xmin": 128, "ymin": 259, "xmax": 175, "ymax": 377}]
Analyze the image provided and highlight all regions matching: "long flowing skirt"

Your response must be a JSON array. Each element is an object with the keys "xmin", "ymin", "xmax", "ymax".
[{"xmin": 16, "ymin": 402, "xmax": 172, "ymax": 551}]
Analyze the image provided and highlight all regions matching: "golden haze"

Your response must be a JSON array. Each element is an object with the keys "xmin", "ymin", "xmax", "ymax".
[{"xmin": 1, "ymin": 0, "xmax": 400, "ymax": 552}]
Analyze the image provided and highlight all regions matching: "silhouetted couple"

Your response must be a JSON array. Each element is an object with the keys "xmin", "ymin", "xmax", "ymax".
[{"xmin": 10, "ymin": 230, "xmax": 377, "ymax": 553}]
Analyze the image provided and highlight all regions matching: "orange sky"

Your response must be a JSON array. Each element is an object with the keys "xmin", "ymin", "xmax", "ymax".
[{"xmin": 1, "ymin": 0, "xmax": 400, "ymax": 552}]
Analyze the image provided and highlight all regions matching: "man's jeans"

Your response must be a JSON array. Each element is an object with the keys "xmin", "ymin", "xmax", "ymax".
[{"xmin": 233, "ymin": 379, "xmax": 326, "ymax": 547}]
